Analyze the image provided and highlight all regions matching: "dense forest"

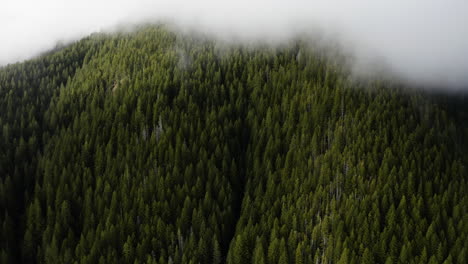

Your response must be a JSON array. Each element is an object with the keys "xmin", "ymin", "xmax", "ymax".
[{"xmin": 0, "ymin": 25, "xmax": 467, "ymax": 264}]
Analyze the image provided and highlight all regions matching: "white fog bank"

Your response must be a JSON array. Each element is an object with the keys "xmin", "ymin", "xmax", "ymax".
[{"xmin": 1, "ymin": 0, "xmax": 468, "ymax": 89}]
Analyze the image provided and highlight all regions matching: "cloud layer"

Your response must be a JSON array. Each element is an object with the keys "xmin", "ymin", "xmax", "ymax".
[{"xmin": 1, "ymin": 0, "xmax": 468, "ymax": 89}]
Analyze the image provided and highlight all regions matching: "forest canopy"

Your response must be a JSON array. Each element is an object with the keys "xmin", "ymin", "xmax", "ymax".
[{"xmin": 0, "ymin": 25, "xmax": 467, "ymax": 264}]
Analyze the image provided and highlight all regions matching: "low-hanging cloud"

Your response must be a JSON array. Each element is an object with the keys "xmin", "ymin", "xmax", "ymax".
[{"xmin": 1, "ymin": 0, "xmax": 468, "ymax": 89}]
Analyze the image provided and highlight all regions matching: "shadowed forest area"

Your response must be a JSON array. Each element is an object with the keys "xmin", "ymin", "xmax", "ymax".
[{"xmin": 0, "ymin": 25, "xmax": 467, "ymax": 264}]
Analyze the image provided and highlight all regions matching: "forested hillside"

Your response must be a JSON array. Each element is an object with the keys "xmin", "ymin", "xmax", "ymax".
[{"xmin": 1, "ymin": 25, "xmax": 467, "ymax": 264}]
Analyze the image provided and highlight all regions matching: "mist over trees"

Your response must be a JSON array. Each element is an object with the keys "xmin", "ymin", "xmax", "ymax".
[
  {"xmin": 0, "ymin": 25, "xmax": 467, "ymax": 264},
  {"xmin": 2, "ymin": 1, "xmax": 468, "ymax": 89}
]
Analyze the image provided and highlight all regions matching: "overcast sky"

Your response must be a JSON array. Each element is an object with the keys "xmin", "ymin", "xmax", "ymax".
[{"xmin": 1, "ymin": 0, "xmax": 468, "ymax": 89}]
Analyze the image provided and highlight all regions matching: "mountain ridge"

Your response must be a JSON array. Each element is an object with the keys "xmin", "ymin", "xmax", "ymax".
[{"xmin": 0, "ymin": 25, "xmax": 467, "ymax": 264}]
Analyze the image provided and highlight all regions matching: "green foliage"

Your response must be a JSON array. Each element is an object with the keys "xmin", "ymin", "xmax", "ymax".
[{"xmin": 0, "ymin": 25, "xmax": 467, "ymax": 263}]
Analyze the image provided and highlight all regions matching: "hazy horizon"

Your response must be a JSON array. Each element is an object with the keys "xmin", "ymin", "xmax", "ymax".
[{"xmin": 1, "ymin": 0, "xmax": 468, "ymax": 89}]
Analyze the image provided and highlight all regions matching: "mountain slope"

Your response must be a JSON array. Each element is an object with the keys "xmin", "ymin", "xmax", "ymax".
[{"xmin": 0, "ymin": 25, "xmax": 467, "ymax": 264}]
